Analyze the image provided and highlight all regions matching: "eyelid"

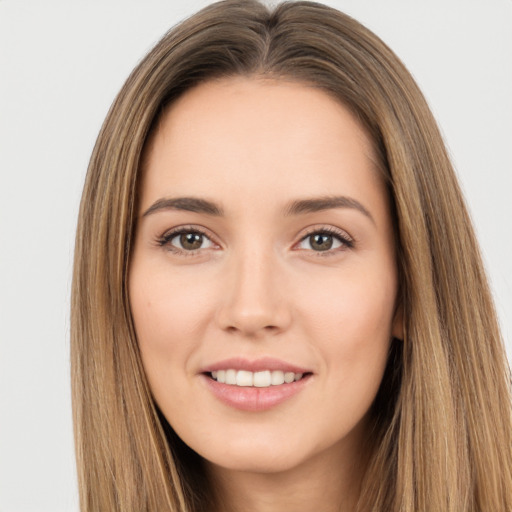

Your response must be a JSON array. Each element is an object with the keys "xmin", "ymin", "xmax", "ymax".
[
  {"xmin": 294, "ymin": 225, "xmax": 355, "ymax": 254},
  {"xmin": 156, "ymin": 224, "xmax": 221, "ymax": 254},
  {"xmin": 155, "ymin": 223, "xmax": 355, "ymax": 256}
]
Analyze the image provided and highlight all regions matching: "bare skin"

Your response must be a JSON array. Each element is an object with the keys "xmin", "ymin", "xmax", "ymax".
[
  {"xmin": 207, "ymin": 422, "xmax": 369, "ymax": 512},
  {"xmin": 129, "ymin": 77, "xmax": 402, "ymax": 511}
]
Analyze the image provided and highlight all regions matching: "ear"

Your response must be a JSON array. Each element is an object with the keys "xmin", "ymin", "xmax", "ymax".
[{"xmin": 391, "ymin": 299, "xmax": 404, "ymax": 341}]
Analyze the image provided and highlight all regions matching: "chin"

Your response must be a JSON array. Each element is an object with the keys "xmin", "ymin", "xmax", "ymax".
[
  {"xmin": 186, "ymin": 425, "xmax": 341, "ymax": 477},
  {"xmin": 205, "ymin": 446, "xmax": 307, "ymax": 475}
]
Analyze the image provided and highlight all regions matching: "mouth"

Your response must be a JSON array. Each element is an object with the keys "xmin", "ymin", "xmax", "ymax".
[
  {"xmin": 201, "ymin": 359, "xmax": 313, "ymax": 411},
  {"xmin": 207, "ymin": 369, "xmax": 308, "ymax": 388}
]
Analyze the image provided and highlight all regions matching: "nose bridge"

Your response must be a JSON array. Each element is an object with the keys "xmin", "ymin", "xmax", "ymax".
[{"xmin": 216, "ymin": 238, "xmax": 290, "ymax": 336}]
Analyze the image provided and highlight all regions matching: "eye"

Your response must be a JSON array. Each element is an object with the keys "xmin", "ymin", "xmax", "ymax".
[
  {"xmin": 158, "ymin": 227, "xmax": 215, "ymax": 253},
  {"xmin": 297, "ymin": 228, "xmax": 354, "ymax": 253}
]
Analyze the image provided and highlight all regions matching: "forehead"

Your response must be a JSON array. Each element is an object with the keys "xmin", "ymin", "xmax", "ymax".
[{"xmin": 139, "ymin": 77, "xmax": 385, "ymax": 216}]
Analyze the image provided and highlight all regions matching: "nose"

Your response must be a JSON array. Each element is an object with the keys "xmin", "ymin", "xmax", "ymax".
[{"xmin": 215, "ymin": 247, "xmax": 292, "ymax": 338}]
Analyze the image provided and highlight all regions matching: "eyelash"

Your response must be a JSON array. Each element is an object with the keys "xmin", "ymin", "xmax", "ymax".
[
  {"xmin": 156, "ymin": 226, "xmax": 215, "ymax": 256},
  {"xmin": 297, "ymin": 226, "xmax": 354, "ymax": 256},
  {"xmin": 156, "ymin": 225, "xmax": 355, "ymax": 256}
]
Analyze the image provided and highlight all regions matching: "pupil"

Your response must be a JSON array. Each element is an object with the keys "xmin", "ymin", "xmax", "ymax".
[
  {"xmin": 180, "ymin": 233, "xmax": 202, "ymax": 250},
  {"xmin": 311, "ymin": 234, "xmax": 333, "ymax": 251}
]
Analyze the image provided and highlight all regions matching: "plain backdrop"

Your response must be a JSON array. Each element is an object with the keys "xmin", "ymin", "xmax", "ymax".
[{"xmin": 0, "ymin": 1, "xmax": 511, "ymax": 510}]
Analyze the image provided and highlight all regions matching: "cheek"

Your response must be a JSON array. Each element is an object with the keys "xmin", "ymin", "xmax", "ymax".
[
  {"xmin": 298, "ymin": 265, "xmax": 396, "ymax": 401},
  {"xmin": 128, "ymin": 264, "xmax": 213, "ymax": 379},
  {"xmin": 298, "ymin": 259, "xmax": 397, "ymax": 341},
  {"xmin": 128, "ymin": 264, "xmax": 215, "ymax": 421}
]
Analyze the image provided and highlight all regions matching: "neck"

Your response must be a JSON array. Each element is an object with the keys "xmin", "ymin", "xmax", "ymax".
[{"xmin": 205, "ymin": 435, "xmax": 368, "ymax": 512}]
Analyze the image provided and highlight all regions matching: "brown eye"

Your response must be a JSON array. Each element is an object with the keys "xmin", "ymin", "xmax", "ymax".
[
  {"xmin": 310, "ymin": 233, "xmax": 333, "ymax": 251},
  {"xmin": 161, "ymin": 230, "xmax": 214, "ymax": 252},
  {"xmin": 297, "ymin": 229, "xmax": 353, "ymax": 253},
  {"xmin": 179, "ymin": 232, "xmax": 204, "ymax": 250}
]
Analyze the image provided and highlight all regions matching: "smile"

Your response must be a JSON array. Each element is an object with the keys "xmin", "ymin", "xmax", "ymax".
[
  {"xmin": 210, "ymin": 369, "xmax": 304, "ymax": 387},
  {"xmin": 202, "ymin": 358, "xmax": 312, "ymax": 411}
]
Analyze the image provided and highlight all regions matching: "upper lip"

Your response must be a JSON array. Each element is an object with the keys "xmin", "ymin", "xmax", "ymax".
[{"xmin": 201, "ymin": 357, "xmax": 311, "ymax": 374}]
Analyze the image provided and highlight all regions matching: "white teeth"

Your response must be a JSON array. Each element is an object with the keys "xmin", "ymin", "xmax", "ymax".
[
  {"xmin": 225, "ymin": 369, "xmax": 237, "ymax": 385},
  {"xmin": 236, "ymin": 370, "xmax": 253, "ymax": 387},
  {"xmin": 253, "ymin": 370, "xmax": 271, "ymax": 387},
  {"xmin": 271, "ymin": 370, "xmax": 285, "ymax": 385},
  {"xmin": 284, "ymin": 372, "xmax": 295, "ymax": 383},
  {"xmin": 210, "ymin": 369, "xmax": 305, "ymax": 387}
]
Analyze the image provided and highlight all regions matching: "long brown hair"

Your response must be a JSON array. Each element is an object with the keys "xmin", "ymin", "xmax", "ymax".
[{"xmin": 71, "ymin": 1, "xmax": 512, "ymax": 510}]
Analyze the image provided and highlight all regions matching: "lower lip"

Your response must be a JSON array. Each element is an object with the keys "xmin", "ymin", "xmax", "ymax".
[{"xmin": 202, "ymin": 374, "xmax": 311, "ymax": 412}]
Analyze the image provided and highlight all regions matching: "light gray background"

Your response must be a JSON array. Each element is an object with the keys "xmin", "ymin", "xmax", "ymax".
[{"xmin": 1, "ymin": 1, "xmax": 511, "ymax": 510}]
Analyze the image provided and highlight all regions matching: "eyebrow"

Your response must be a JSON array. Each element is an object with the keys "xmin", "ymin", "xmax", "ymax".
[
  {"xmin": 284, "ymin": 196, "xmax": 375, "ymax": 224},
  {"xmin": 142, "ymin": 197, "xmax": 224, "ymax": 217},
  {"xmin": 142, "ymin": 194, "xmax": 374, "ymax": 223}
]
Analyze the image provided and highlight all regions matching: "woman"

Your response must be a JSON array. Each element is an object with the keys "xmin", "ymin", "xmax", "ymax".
[{"xmin": 71, "ymin": 1, "xmax": 512, "ymax": 510}]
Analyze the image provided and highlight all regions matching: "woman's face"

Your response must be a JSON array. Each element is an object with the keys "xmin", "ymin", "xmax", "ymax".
[{"xmin": 129, "ymin": 78, "xmax": 402, "ymax": 475}]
